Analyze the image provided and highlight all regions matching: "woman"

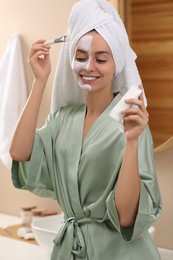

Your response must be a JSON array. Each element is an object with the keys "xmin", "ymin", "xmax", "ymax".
[{"xmin": 10, "ymin": 0, "xmax": 162, "ymax": 259}]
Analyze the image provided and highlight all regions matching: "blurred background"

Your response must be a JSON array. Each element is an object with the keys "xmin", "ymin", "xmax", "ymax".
[{"xmin": 0, "ymin": 0, "xmax": 173, "ymax": 252}]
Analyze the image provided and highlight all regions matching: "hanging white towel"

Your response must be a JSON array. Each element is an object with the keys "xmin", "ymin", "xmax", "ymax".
[{"xmin": 0, "ymin": 34, "xmax": 27, "ymax": 169}]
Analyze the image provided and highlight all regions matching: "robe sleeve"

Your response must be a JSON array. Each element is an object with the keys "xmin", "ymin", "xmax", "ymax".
[
  {"xmin": 106, "ymin": 126, "xmax": 162, "ymax": 242},
  {"xmin": 11, "ymin": 111, "xmax": 60, "ymax": 199}
]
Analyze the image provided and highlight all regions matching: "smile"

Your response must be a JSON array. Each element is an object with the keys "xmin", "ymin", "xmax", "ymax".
[{"xmin": 80, "ymin": 75, "xmax": 100, "ymax": 82}]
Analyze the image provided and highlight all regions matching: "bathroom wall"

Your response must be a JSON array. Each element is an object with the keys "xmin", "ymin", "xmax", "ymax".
[{"xmin": 0, "ymin": 0, "xmax": 78, "ymax": 216}]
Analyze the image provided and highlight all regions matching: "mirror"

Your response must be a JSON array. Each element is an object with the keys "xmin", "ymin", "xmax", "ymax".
[{"xmin": 113, "ymin": 0, "xmax": 173, "ymax": 148}]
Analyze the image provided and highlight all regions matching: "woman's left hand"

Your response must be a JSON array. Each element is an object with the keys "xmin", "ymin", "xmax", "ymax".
[{"xmin": 123, "ymin": 85, "xmax": 149, "ymax": 141}]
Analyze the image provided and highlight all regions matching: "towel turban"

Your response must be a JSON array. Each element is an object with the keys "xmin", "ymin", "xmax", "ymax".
[{"xmin": 51, "ymin": 0, "xmax": 146, "ymax": 112}]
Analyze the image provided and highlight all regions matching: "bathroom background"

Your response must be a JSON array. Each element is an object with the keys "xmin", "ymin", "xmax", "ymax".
[{"xmin": 0, "ymin": 0, "xmax": 173, "ymax": 253}]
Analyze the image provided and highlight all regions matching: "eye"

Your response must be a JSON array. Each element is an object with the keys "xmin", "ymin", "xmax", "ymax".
[
  {"xmin": 76, "ymin": 57, "xmax": 87, "ymax": 62},
  {"xmin": 96, "ymin": 59, "xmax": 106, "ymax": 63},
  {"xmin": 75, "ymin": 52, "xmax": 88, "ymax": 62}
]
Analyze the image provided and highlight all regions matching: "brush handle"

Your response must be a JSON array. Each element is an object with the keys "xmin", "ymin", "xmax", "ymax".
[{"xmin": 45, "ymin": 39, "xmax": 55, "ymax": 45}]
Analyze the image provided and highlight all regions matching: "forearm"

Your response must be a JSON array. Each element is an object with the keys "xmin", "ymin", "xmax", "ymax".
[
  {"xmin": 9, "ymin": 79, "xmax": 47, "ymax": 161},
  {"xmin": 115, "ymin": 138, "xmax": 140, "ymax": 227}
]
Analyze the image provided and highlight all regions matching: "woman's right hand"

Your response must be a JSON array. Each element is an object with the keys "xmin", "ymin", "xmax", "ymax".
[{"xmin": 28, "ymin": 39, "xmax": 51, "ymax": 82}]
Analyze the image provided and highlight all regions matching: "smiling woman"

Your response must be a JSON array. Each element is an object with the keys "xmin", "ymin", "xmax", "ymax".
[{"xmin": 9, "ymin": 1, "xmax": 162, "ymax": 260}]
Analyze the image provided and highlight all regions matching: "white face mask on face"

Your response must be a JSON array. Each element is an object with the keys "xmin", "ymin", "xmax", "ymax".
[{"xmin": 72, "ymin": 34, "xmax": 93, "ymax": 91}]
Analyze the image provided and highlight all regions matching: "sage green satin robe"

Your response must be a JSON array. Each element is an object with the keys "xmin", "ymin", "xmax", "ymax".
[{"xmin": 12, "ymin": 95, "xmax": 162, "ymax": 260}]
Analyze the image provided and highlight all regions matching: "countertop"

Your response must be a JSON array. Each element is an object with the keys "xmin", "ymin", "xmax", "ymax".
[
  {"xmin": 0, "ymin": 236, "xmax": 50, "ymax": 260},
  {"xmin": 0, "ymin": 213, "xmax": 50, "ymax": 260},
  {"xmin": 0, "ymin": 213, "xmax": 21, "ymax": 229}
]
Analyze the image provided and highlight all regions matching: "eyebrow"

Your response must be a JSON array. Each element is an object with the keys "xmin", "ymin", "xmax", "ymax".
[{"xmin": 76, "ymin": 49, "xmax": 111, "ymax": 55}]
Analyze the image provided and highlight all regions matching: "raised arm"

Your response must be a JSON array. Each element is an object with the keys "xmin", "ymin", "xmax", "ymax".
[
  {"xmin": 115, "ymin": 88, "xmax": 149, "ymax": 227},
  {"xmin": 9, "ymin": 40, "xmax": 51, "ymax": 162}
]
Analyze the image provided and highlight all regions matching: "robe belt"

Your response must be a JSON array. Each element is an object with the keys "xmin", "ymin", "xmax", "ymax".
[{"xmin": 54, "ymin": 216, "xmax": 104, "ymax": 259}]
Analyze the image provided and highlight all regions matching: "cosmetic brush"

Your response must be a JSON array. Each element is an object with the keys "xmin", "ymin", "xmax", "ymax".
[{"xmin": 45, "ymin": 35, "xmax": 70, "ymax": 45}]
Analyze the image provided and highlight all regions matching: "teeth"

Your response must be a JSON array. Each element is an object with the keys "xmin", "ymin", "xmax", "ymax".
[{"xmin": 82, "ymin": 76, "xmax": 97, "ymax": 81}]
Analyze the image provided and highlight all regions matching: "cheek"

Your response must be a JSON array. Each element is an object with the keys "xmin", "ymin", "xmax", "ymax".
[
  {"xmin": 72, "ymin": 60, "xmax": 90, "ymax": 75},
  {"xmin": 72, "ymin": 60, "xmax": 83, "ymax": 74}
]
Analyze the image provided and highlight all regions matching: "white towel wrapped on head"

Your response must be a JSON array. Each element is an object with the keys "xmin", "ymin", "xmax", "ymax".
[{"xmin": 51, "ymin": 0, "xmax": 146, "ymax": 112}]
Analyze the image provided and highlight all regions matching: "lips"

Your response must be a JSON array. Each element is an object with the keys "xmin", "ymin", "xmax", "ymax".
[{"xmin": 80, "ymin": 75, "xmax": 100, "ymax": 84}]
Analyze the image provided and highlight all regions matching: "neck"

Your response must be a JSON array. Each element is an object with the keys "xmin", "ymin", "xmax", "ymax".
[{"xmin": 85, "ymin": 89, "xmax": 114, "ymax": 117}]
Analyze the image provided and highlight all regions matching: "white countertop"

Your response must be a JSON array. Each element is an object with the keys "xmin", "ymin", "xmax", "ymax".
[
  {"xmin": 0, "ymin": 213, "xmax": 21, "ymax": 228},
  {"xmin": 0, "ymin": 213, "xmax": 51, "ymax": 260},
  {"xmin": 0, "ymin": 236, "xmax": 50, "ymax": 260}
]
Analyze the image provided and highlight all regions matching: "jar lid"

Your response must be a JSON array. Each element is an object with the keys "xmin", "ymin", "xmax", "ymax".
[
  {"xmin": 31, "ymin": 208, "xmax": 46, "ymax": 216},
  {"xmin": 21, "ymin": 205, "xmax": 37, "ymax": 211},
  {"xmin": 41, "ymin": 210, "xmax": 58, "ymax": 216}
]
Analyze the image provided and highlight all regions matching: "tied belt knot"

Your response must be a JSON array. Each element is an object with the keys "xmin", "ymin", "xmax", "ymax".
[{"xmin": 54, "ymin": 216, "xmax": 104, "ymax": 259}]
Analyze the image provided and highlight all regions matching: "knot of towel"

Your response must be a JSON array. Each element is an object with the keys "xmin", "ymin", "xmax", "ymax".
[{"xmin": 51, "ymin": 0, "xmax": 145, "ymax": 112}]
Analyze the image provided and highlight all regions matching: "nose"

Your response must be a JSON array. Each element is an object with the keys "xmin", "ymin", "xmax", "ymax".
[{"xmin": 85, "ymin": 58, "xmax": 95, "ymax": 72}]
